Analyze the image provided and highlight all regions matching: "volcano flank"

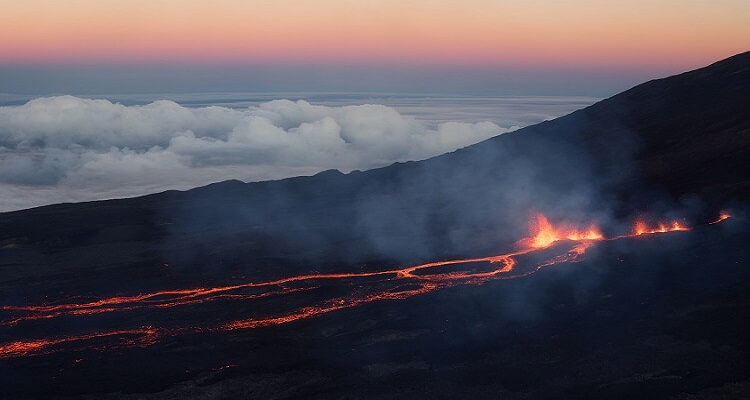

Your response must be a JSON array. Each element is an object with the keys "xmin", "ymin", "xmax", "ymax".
[{"xmin": 1, "ymin": 52, "xmax": 750, "ymax": 399}]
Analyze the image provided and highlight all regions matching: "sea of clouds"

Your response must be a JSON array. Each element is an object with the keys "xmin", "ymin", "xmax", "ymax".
[{"xmin": 0, "ymin": 95, "xmax": 593, "ymax": 211}]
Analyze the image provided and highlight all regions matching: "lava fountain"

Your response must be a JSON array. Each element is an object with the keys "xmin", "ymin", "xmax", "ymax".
[{"xmin": 521, "ymin": 213, "xmax": 604, "ymax": 248}]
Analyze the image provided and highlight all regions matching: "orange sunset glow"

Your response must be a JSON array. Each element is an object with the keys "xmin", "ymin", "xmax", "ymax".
[{"xmin": 1, "ymin": 0, "xmax": 748, "ymax": 68}]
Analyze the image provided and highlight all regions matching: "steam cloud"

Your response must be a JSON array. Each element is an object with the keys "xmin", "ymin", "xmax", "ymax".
[{"xmin": 0, "ymin": 95, "xmax": 562, "ymax": 211}]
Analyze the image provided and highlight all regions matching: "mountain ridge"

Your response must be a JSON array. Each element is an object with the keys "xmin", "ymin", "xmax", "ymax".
[
  {"xmin": 4, "ymin": 50, "xmax": 750, "ymax": 218},
  {"xmin": 1, "ymin": 51, "xmax": 749, "ymax": 269}
]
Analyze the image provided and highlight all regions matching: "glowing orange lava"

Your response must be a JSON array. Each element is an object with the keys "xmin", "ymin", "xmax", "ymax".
[
  {"xmin": 0, "ymin": 328, "xmax": 161, "ymax": 358},
  {"xmin": 633, "ymin": 219, "xmax": 689, "ymax": 235},
  {"xmin": 0, "ymin": 211, "xmax": 730, "ymax": 359},
  {"xmin": 523, "ymin": 214, "xmax": 603, "ymax": 248},
  {"xmin": 709, "ymin": 212, "xmax": 731, "ymax": 224}
]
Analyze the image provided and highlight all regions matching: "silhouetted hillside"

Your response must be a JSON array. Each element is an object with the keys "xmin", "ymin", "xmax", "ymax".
[{"xmin": 1, "ymin": 52, "xmax": 748, "ymax": 272}]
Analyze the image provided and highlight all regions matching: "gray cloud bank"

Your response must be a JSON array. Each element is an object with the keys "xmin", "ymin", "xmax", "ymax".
[{"xmin": 0, "ymin": 95, "xmax": 586, "ymax": 212}]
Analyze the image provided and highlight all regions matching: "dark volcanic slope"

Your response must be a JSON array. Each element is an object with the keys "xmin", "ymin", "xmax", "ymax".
[{"xmin": 1, "ymin": 52, "xmax": 750, "ymax": 399}]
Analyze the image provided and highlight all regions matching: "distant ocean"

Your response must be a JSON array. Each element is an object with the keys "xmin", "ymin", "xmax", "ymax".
[{"xmin": 0, "ymin": 92, "xmax": 597, "ymax": 128}]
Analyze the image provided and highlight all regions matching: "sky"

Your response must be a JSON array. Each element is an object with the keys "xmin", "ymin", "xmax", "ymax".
[
  {"xmin": 2, "ymin": 0, "xmax": 748, "ymax": 67},
  {"xmin": 1, "ymin": 0, "xmax": 749, "ymax": 96}
]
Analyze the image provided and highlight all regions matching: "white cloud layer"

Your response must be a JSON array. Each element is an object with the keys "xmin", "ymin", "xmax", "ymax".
[{"xmin": 0, "ymin": 96, "xmax": 518, "ymax": 211}]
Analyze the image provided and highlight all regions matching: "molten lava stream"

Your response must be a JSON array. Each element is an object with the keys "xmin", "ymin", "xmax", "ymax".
[
  {"xmin": 709, "ymin": 212, "xmax": 731, "ymax": 224},
  {"xmin": 0, "ymin": 327, "xmax": 163, "ymax": 359},
  {"xmin": 0, "ymin": 212, "xmax": 731, "ymax": 359},
  {"xmin": 632, "ymin": 220, "xmax": 688, "ymax": 235},
  {"xmin": 0, "ymin": 242, "xmax": 581, "ymax": 359},
  {"xmin": 0, "ymin": 252, "xmax": 523, "ymax": 327},
  {"xmin": 0, "ymin": 286, "xmax": 317, "ymax": 326}
]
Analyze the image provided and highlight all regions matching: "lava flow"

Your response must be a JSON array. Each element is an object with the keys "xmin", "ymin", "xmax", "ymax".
[
  {"xmin": 633, "ymin": 220, "xmax": 689, "ymax": 235},
  {"xmin": 521, "ymin": 214, "xmax": 604, "ymax": 248},
  {"xmin": 709, "ymin": 212, "xmax": 732, "ymax": 224},
  {"xmin": 0, "ymin": 212, "xmax": 731, "ymax": 359}
]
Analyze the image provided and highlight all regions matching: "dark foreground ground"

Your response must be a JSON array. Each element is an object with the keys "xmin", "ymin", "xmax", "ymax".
[{"xmin": 1, "ymin": 217, "xmax": 749, "ymax": 400}]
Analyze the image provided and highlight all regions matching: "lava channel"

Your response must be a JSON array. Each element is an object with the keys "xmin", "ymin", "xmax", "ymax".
[{"xmin": 0, "ymin": 212, "xmax": 730, "ymax": 359}]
